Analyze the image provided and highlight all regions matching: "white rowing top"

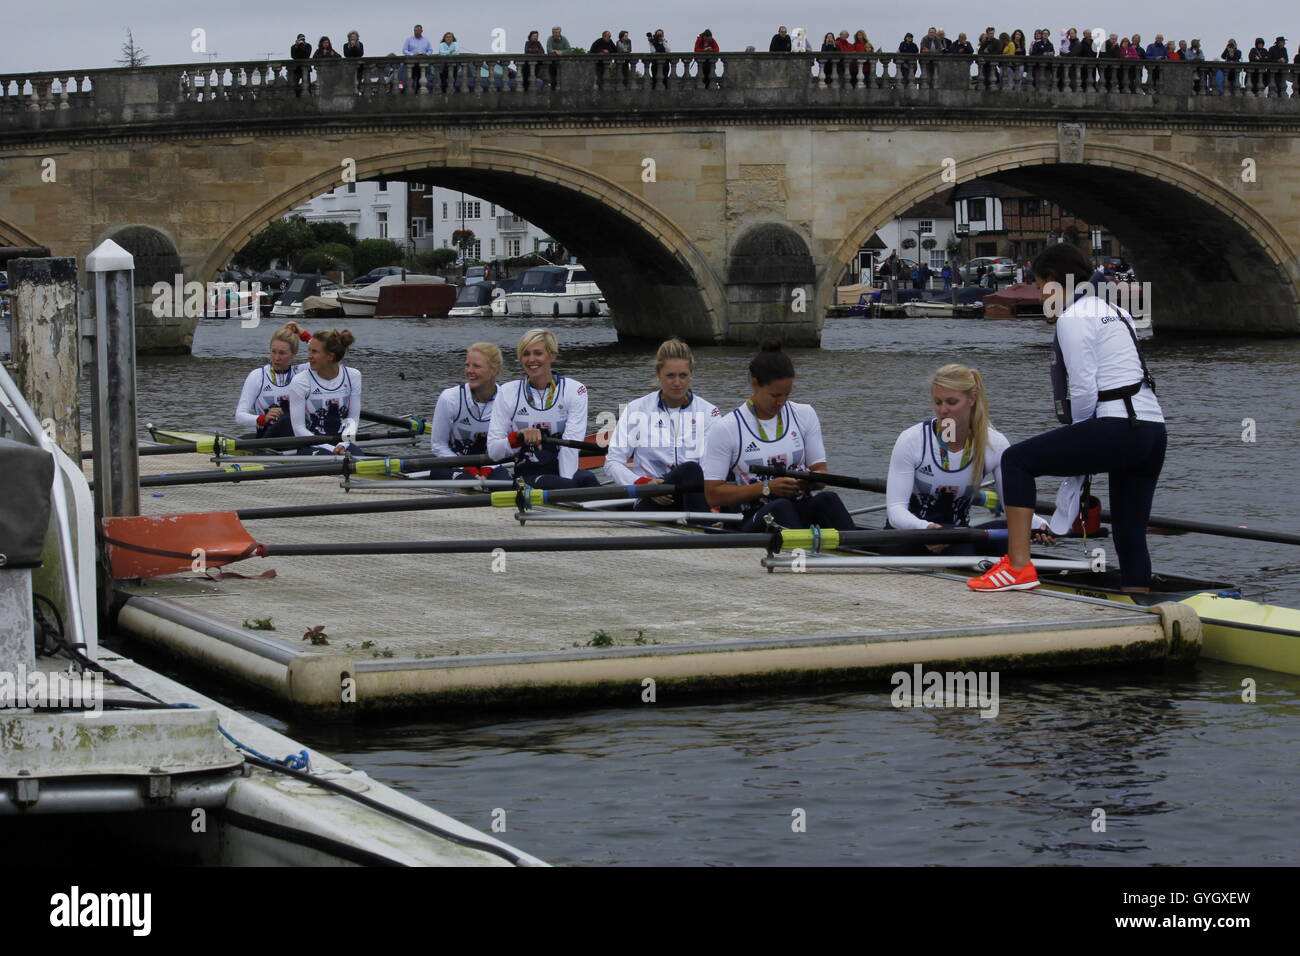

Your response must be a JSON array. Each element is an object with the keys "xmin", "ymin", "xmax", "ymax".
[
  {"xmin": 486, "ymin": 376, "xmax": 589, "ymax": 478},
  {"xmin": 431, "ymin": 382, "xmax": 497, "ymax": 457},
  {"xmin": 1057, "ymin": 296, "xmax": 1163, "ymax": 424},
  {"xmin": 288, "ymin": 366, "xmax": 362, "ymax": 452},
  {"xmin": 701, "ymin": 401, "xmax": 826, "ymax": 484},
  {"xmin": 235, "ymin": 363, "xmax": 304, "ymax": 429},
  {"xmin": 604, "ymin": 390, "xmax": 720, "ymax": 484}
]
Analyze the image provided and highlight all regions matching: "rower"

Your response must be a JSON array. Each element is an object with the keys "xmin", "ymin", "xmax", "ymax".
[
  {"xmin": 968, "ymin": 243, "xmax": 1165, "ymax": 593},
  {"xmin": 884, "ymin": 363, "xmax": 1053, "ymax": 555},
  {"xmin": 700, "ymin": 341, "xmax": 855, "ymax": 532},
  {"xmin": 286, "ymin": 328, "xmax": 363, "ymax": 456},
  {"xmin": 234, "ymin": 322, "xmax": 312, "ymax": 439},
  {"xmin": 486, "ymin": 328, "xmax": 600, "ymax": 489},
  {"xmin": 428, "ymin": 342, "xmax": 511, "ymax": 481},
  {"xmin": 604, "ymin": 338, "xmax": 719, "ymax": 512}
]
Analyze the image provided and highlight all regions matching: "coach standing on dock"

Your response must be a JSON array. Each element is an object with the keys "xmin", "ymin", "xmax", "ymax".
[{"xmin": 967, "ymin": 243, "xmax": 1165, "ymax": 594}]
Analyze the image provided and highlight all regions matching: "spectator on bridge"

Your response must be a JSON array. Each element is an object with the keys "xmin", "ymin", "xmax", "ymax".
[
  {"xmin": 1118, "ymin": 37, "xmax": 1138, "ymax": 58},
  {"xmin": 937, "ymin": 30, "xmax": 953, "ymax": 52},
  {"xmin": 521, "ymin": 30, "xmax": 545, "ymax": 89},
  {"xmin": 820, "ymin": 33, "xmax": 838, "ymax": 85},
  {"xmin": 1247, "ymin": 37, "xmax": 1269, "ymax": 94},
  {"xmin": 1010, "ymin": 29, "xmax": 1027, "ymax": 55},
  {"xmin": 950, "ymin": 33, "xmax": 974, "ymax": 55},
  {"xmin": 343, "ymin": 30, "xmax": 364, "ymax": 92},
  {"xmin": 1031, "ymin": 29, "xmax": 1054, "ymax": 56},
  {"xmin": 437, "ymin": 32, "xmax": 461, "ymax": 92},
  {"xmin": 1058, "ymin": 28, "xmax": 1078, "ymax": 55},
  {"xmin": 1268, "ymin": 37, "xmax": 1289, "ymax": 62},
  {"xmin": 999, "ymin": 33, "xmax": 1014, "ymax": 55},
  {"xmin": 1146, "ymin": 35, "xmax": 1168, "ymax": 59},
  {"xmin": 290, "ymin": 33, "xmax": 311, "ymax": 96},
  {"xmin": 695, "ymin": 29, "xmax": 719, "ymax": 86},
  {"xmin": 314, "ymin": 37, "xmax": 341, "ymax": 59},
  {"xmin": 1129, "ymin": 34, "xmax": 1146, "ymax": 59},
  {"xmin": 1187, "ymin": 39, "xmax": 1204, "ymax": 61},
  {"xmin": 590, "ymin": 31, "xmax": 617, "ymax": 86},
  {"xmin": 920, "ymin": 27, "xmax": 942, "ymax": 53},
  {"xmin": 547, "ymin": 26, "xmax": 571, "ymax": 89},
  {"xmin": 1103, "ymin": 34, "xmax": 1120, "ymax": 57},
  {"xmin": 770, "ymin": 26, "xmax": 792, "ymax": 52},
  {"xmin": 1218, "ymin": 38, "xmax": 1241, "ymax": 94},
  {"xmin": 898, "ymin": 32, "xmax": 919, "ymax": 54},
  {"xmin": 647, "ymin": 29, "xmax": 670, "ymax": 87},
  {"xmin": 977, "ymin": 29, "xmax": 1001, "ymax": 55},
  {"xmin": 1166, "ymin": 42, "xmax": 1183, "ymax": 62},
  {"xmin": 402, "ymin": 25, "xmax": 433, "ymax": 94},
  {"xmin": 615, "ymin": 30, "xmax": 633, "ymax": 85},
  {"xmin": 1075, "ymin": 32, "xmax": 1096, "ymax": 57}
]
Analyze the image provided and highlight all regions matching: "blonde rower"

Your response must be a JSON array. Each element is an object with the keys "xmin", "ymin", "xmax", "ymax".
[
  {"xmin": 605, "ymin": 338, "xmax": 719, "ymax": 511},
  {"xmin": 429, "ymin": 342, "xmax": 510, "ymax": 480},
  {"xmin": 234, "ymin": 322, "xmax": 311, "ymax": 438}
]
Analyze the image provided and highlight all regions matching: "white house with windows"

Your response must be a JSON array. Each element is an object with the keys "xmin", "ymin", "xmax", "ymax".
[
  {"xmin": 867, "ymin": 198, "xmax": 956, "ymax": 277},
  {"xmin": 290, "ymin": 182, "xmax": 548, "ymax": 262},
  {"xmin": 289, "ymin": 180, "xmax": 409, "ymax": 243}
]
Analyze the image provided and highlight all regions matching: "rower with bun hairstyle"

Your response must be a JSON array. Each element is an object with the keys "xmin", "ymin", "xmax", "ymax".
[
  {"xmin": 604, "ymin": 337, "xmax": 719, "ymax": 512},
  {"xmin": 700, "ymin": 341, "xmax": 855, "ymax": 532},
  {"xmin": 884, "ymin": 363, "xmax": 1053, "ymax": 555},
  {"xmin": 286, "ymin": 328, "xmax": 362, "ymax": 455},
  {"xmin": 486, "ymin": 328, "xmax": 600, "ymax": 489},
  {"xmin": 428, "ymin": 342, "xmax": 511, "ymax": 481},
  {"xmin": 968, "ymin": 242, "xmax": 1164, "ymax": 593},
  {"xmin": 234, "ymin": 321, "xmax": 312, "ymax": 438}
]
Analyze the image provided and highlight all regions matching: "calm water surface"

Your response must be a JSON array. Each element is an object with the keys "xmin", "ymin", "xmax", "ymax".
[{"xmin": 108, "ymin": 315, "xmax": 1300, "ymax": 865}]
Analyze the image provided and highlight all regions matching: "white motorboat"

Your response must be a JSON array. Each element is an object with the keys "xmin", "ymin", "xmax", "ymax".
[
  {"xmin": 448, "ymin": 281, "xmax": 502, "ymax": 318},
  {"xmin": 336, "ymin": 274, "xmax": 446, "ymax": 318},
  {"xmin": 501, "ymin": 265, "xmax": 603, "ymax": 318}
]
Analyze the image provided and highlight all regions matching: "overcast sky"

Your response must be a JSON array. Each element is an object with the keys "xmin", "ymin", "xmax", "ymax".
[{"xmin": 14, "ymin": 0, "xmax": 1294, "ymax": 72}]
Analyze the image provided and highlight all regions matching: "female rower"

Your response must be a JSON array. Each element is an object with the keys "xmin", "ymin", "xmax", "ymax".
[
  {"xmin": 701, "ymin": 341, "xmax": 855, "ymax": 532},
  {"xmin": 885, "ymin": 363, "xmax": 1053, "ymax": 555},
  {"xmin": 234, "ymin": 322, "xmax": 311, "ymax": 438},
  {"xmin": 428, "ymin": 342, "xmax": 511, "ymax": 481},
  {"xmin": 486, "ymin": 329, "xmax": 600, "ymax": 489},
  {"xmin": 286, "ymin": 328, "xmax": 362, "ymax": 456},
  {"xmin": 605, "ymin": 338, "xmax": 719, "ymax": 512},
  {"xmin": 968, "ymin": 243, "xmax": 1165, "ymax": 593}
]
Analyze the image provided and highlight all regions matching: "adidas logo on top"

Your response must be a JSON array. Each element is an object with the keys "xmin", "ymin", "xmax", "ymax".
[
  {"xmin": 744, "ymin": 442, "xmax": 760, "ymax": 452},
  {"xmin": 918, "ymin": 465, "xmax": 933, "ymax": 476}
]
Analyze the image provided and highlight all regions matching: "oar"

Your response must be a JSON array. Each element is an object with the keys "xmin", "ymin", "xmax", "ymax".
[
  {"xmin": 137, "ymin": 429, "xmax": 420, "ymax": 457},
  {"xmin": 541, "ymin": 436, "xmax": 607, "ymax": 455},
  {"xmin": 757, "ymin": 465, "xmax": 1300, "ymax": 547},
  {"xmin": 131, "ymin": 453, "xmax": 499, "ymax": 488},
  {"xmin": 361, "ymin": 409, "xmax": 431, "ymax": 435}
]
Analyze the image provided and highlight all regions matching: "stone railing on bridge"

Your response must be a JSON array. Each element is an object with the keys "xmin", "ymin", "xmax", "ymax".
[{"xmin": 2, "ymin": 54, "xmax": 1298, "ymax": 137}]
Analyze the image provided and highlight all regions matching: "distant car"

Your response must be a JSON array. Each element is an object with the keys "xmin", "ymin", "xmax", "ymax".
[
  {"xmin": 874, "ymin": 257, "xmax": 919, "ymax": 281},
  {"xmin": 962, "ymin": 257, "xmax": 1015, "ymax": 282},
  {"xmin": 463, "ymin": 265, "xmax": 487, "ymax": 285},
  {"xmin": 252, "ymin": 269, "xmax": 295, "ymax": 291},
  {"xmin": 352, "ymin": 266, "xmax": 410, "ymax": 287}
]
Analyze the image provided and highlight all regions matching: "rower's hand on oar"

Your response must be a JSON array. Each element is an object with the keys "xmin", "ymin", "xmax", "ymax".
[
  {"xmin": 512, "ymin": 427, "xmax": 543, "ymax": 447},
  {"xmin": 769, "ymin": 477, "xmax": 804, "ymax": 499},
  {"xmin": 265, "ymin": 407, "xmax": 284, "ymax": 422},
  {"xmin": 1031, "ymin": 529, "xmax": 1057, "ymax": 545},
  {"xmin": 331, "ymin": 444, "xmax": 348, "ymax": 456},
  {"xmin": 925, "ymin": 523, "xmax": 949, "ymax": 553},
  {"xmin": 643, "ymin": 477, "xmax": 673, "ymax": 506}
]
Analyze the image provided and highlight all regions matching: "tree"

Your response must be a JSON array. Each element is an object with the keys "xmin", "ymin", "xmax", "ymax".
[
  {"xmin": 295, "ymin": 242, "xmax": 354, "ymax": 275},
  {"xmin": 410, "ymin": 248, "xmax": 458, "ymax": 272},
  {"xmin": 307, "ymin": 220, "xmax": 357, "ymax": 248},
  {"xmin": 232, "ymin": 217, "xmax": 316, "ymax": 271},
  {"xmin": 353, "ymin": 238, "xmax": 405, "ymax": 276},
  {"xmin": 451, "ymin": 229, "xmax": 476, "ymax": 259},
  {"xmin": 118, "ymin": 29, "xmax": 149, "ymax": 68}
]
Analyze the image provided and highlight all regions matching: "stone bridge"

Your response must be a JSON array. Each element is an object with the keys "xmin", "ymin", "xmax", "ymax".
[{"xmin": 2, "ymin": 52, "xmax": 1299, "ymax": 350}]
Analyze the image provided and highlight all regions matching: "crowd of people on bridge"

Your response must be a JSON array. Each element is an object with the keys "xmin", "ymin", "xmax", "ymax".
[{"xmin": 284, "ymin": 23, "xmax": 1300, "ymax": 65}]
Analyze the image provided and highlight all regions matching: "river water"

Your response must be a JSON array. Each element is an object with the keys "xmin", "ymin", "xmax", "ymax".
[{"xmin": 93, "ymin": 313, "xmax": 1300, "ymax": 864}]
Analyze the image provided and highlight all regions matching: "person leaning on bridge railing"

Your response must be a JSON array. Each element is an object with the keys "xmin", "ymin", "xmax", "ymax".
[
  {"xmin": 770, "ymin": 26, "xmax": 792, "ymax": 53},
  {"xmin": 547, "ymin": 26, "xmax": 571, "ymax": 88},
  {"xmin": 292, "ymin": 33, "xmax": 312, "ymax": 95},
  {"xmin": 695, "ymin": 29, "xmax": 719, "ymax": 87},
  {"xmin": 343, "ymin": 31, "xmax": 364, "ymax": 93},
  {"xmin": 647, "ymin": 29, "xmax": 670, "ymax": 87},
  {"xmin": 402, "ymin": 24, "xmax": 433, "ymax": 94},
  {"xmin": 438, "ymin": 32, "xmax": 461, "ymax": 92},
  {"xmin": 522, "ymin": 31, "xmax": 545, "ymax": 90},
  {"xmin": 591, "ymin": 30, "xmax": 617, "ymax": 86}
]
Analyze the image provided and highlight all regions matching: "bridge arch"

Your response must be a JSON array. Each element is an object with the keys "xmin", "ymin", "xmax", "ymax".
[
  {"xmin": 203, "ymin": 147, "xmax": 727, "ymax": 344},
  {"xmin": 830, "ymin": 143, "xmax": 1300, "ymax": 333}
]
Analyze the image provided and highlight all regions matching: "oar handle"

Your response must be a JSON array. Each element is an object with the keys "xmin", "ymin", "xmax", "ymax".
[
  {"xmin": 361, "ymin": 409, "xmax": 431, "ymax": 435},
  {"xmin": 540, "ymin": 436, "xmax": 607, "ymax": 454},
  {"xmin": 752, "ymin": 465, "xmax": 885, "ymax": 494}
]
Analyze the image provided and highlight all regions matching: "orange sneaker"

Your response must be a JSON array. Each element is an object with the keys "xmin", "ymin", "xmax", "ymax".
[{"xmin": 967, "ymin": 555, "xmax": 1039, "ymax": 592}]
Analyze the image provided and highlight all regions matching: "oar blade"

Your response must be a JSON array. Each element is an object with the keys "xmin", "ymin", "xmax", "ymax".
[{"xmin": 102, "ymin": 512, "xmax": 261, "ymax": 579}]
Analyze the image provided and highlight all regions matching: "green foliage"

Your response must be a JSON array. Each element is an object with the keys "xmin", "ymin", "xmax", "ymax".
[
  {"xmin": 308, "ymin": 220, "xmax": 356, "ymax": 248},
  {"xmin": 295, "ymin": 242, "xmax": 354, "ymax": 275},
  {"xmin": 410, "ymin": 248, "xmax": 459, "ymax": 272},
  {"xmin": 353, "ymin": 238, "xmax": 405, "ymax": 276},
  {"xmin": 233, "ymin": 217, "xmax": 316, "ymax": 271},
  {"xmin": 588, "ymin": 630, "xmax": 615, "ymax": 647},
  {"xmin": 242, "ymin": 617, "xmax": 275, "ymax": 631},
  {"xmin": 506, "ymin": 253, "xmax": 548, "ymax": 268}
]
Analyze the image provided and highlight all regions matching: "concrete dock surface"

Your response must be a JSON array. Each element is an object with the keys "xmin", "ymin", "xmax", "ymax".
[{"xmin": 102, "ymin": 449, "xmax": 1200, "ymax": 714}]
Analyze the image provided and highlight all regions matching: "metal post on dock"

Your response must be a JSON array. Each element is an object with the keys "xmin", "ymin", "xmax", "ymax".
[{"xmin": 86, "ymin": 239, "xmax": 139, "ymax": 520}]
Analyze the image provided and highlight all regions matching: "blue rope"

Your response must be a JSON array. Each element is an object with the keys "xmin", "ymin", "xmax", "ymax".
[
  {"xmin": 810, "ymin": 525, "xmax": 822, "ymax": 554},
  {"xmin": 167, "ymin": 704, "xmax": 311, "ymax": 770}
]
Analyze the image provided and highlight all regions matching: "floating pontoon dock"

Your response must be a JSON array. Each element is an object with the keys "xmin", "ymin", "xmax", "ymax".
[{"xmin": 105, "ymin": 451, "xmax": 1200, "ymax": 716}]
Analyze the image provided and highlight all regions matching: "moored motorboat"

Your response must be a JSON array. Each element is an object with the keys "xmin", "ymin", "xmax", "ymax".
[
  {"xmin": 336, "ymin": 273, "xmax": 447, "ymax": 318},
  {"xmin": 501, "ymin": 264, "xmax": 602, "ymax": 318},
  {"xmin": 269, "ymin": 274, "xmax": 343, "ymax": 319}
]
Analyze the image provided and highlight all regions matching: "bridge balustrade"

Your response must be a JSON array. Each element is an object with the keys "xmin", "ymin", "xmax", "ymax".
[{"xmin": 1, "ymin": 54, "xmax": 1297, "ymax": 124}]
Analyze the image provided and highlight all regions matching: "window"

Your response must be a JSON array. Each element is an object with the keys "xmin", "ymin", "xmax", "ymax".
[
  {"xmin": 929, "ymin": 251, "xmax": 946, "ymax": 269},
  {"xmin": 376, "ymin": 211, "xmax": 388, "ymax": 239},
  {"xmin": 378, "ymin": 181, "xmax": 388, "ymax": 192},
  {"xmin": 1020, "ymin": 198, "xmax": 1040, "ymax": 216},
  {"xmin": 507, "ymin": 239, "xmax": 521, "ymax": 257},
  {"xmin": 346, "ymin": 183, "xmax": 356, "ymax": 194},
  {"xmin": 975, "ymin": 242, "xmax": 997, "ymax": 257},
  {"xmin": 489, "ymin": 204, "xmax": 497, "ymax": 217},
  {"xmin": 441, "ymin": 202, "xmax": 448, "ymax": 220},
  {"xmin": 348, "ymin": 223, "xmax": 358, "ymax": 237},
  {"xmin": 466, "ymin": 239, "xmax": 481, "ymax": 259},
  {"xmin": 967, "ymin": 198, "xmax": 987, "ymax": 221},
  {"xmin": 490, "ymin": 239, "xmax": 496, "ymax": 256},
  {"xmin": 411, "ymin": 183, "xmax": 426, "ymax": 192},
  {"xmin": 410, "ymin": 217, "xmax": 427, "ymax": 239},
  {"xmin": 456, "ymin": 200, "xmax": 481, "ymax": 221},
  {"xmin": 918, "ymin": 220, "xmax": 934, "ymax": 236}
]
